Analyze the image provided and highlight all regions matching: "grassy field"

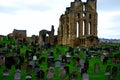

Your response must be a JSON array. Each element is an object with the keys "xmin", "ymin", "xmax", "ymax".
[{"xmin": 0, "ymin": 36, "xmax": 120, "ymax": 80}]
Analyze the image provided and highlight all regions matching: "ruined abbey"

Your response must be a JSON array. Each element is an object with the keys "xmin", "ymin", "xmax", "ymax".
[
  {"xmin": 57, "ymin": 0, "xmax": 99, "ymax": 47},
  {"xmin": 8, "ymin": 0, "xmax": 99, "ymax": 47}
]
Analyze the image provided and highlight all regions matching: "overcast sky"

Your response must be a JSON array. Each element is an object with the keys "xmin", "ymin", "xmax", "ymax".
[{"xmin": 0, "ymin": 0, "xmax": 120, "ymax": 39}]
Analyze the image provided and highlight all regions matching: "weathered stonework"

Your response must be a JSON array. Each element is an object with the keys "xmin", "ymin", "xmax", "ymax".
[
  {"xmin": 57, "ymin": 0, "xmax": 98, "ymax": 47},
  {"xmin": 39, "ymin": 25, "xmax": 55, "ymax": 45},
  {"xmin": 8, "ymin": 29, "xmax": 27, "ymax": 43}
]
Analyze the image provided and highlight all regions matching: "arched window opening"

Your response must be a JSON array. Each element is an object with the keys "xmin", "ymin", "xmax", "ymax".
[
  {"xmin": 83, "ymin": 5, "xmax": 85, "ymax": 11},
  {"xmin": 83, "ymin": 21, "xmax": 85, "ymax": 35},
  {"xmin": 88, "ymin": 22, "xmax": 91, "ymax": 35},
  {"xmin": 76, "ymin": 22, "xmax": 79, "ymax": 38}
]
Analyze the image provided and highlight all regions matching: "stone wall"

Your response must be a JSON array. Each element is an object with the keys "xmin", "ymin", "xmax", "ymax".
[{"xmin": 57, "ymin": 0, "xmax": 98, "ymax": 47}]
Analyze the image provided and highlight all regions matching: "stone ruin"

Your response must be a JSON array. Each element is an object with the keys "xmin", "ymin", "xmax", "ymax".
[{"xmin": 57, "ymin": 0, "xmax": 99, "ymax": 47}]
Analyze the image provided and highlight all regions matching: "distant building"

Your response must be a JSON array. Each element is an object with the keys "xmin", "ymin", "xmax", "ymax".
[
  {"xmin": 8, "ymin": 29, "xmax": 27, "ymax": 43},
  {"xmin": 13, "ymin": 29, "xmax": 27, "ymax": 42}
]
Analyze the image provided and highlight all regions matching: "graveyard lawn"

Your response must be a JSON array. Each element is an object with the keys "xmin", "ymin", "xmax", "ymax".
[{"xmin": 0, "ymin": 37, "xmax": 120, "ymax": 80}]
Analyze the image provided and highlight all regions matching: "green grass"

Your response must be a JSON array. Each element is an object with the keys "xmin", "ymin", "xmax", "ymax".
[{"xmin": 0, "ymin": 38, "xmax": 120, "ymax": 80}]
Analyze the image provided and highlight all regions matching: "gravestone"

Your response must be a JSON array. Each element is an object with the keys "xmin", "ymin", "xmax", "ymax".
[
  {"xmin": 94, "ymin": 63, "xmax": 100, "ymax": 73},
  {"xmin": 55, "ymin": 60, "xmax": 61, "ymax": 67},
  {"xmin": 47, "ymin": 57, "xmax": 54, "ymax": 67},
  {"xmin": 19, "ymin": 55, "xmax": 24, "ymax": 65},
  {"xmin": 64, "ymin": 66, "xmax": 69, "ymax": 75},
  {"xmin": 100, "ymin": 55, "xmax": 104, "ymax": 62},
  {"xmin": 46, "ymin": 67, "xmax": 54, "ymax": 79},
  {"xmin": 34, "ymin": 65, "xmax": 40, "ymax": 75},
  {"xmin": 103, "ymin": 57, "xmax": 108, "ymax": 65},
  {"xmin": 79, "ymin": 59, "xmax": 85, "ymax": 72},
  {"xmin": 112, "ymin": 66, "xmax": 118, "ymax": 77},
  {"xmin": 25, "ymin": 74, "xmax": 32, "ymax": 80},
  {"xmin": 69, "ymin": 71, "xmax": 78, "ymax": 80},
  {"xmin": 36, "ymin": 70, "xmax": 44, "ymax": 80},
  {"xmin": 33, "ymin": 55, "xmax": 37, "ymax": 61},
  {"xmin": 29, "ymin": 60, "xmax": 35, "ymax": 68},
  {"xmin": 59, "ymin": 67, "xmax": 66, "ymax": 78},
  {"xmin": 82, "ymin": 73, "xmax": 89, "ymax": 80},
  {"xmin": 62, "ymin": 56, "xmax": 67, "ymax": 63},
  {"xmin": 0, "ymin": 56, "xmax": 3, "ymax": 67},
  {"xmin": 3, "ymin": 69, "xmax": 9, "ymax": 76},
  {"xmin": 66, "ymin": 52, "xmax": 71, "ymax": 63},
  {"xmin": 26, "ymin": 65, "xmax": 33, "ymax": 73},
  {"xmin": 58, "ymin": 55, "xmax": 62, "ymax": 61},
  {"xmin": 5, "ymin": 56, "xmax": 16, "ymax": 69},
  {"xmin": 73, "ymin": 58, "xmax": 79, "ymax": 67},
  {"xmin": 14, "ymin": 69, "xmax": 21, "ymax": 80},
  {"xmin": 105, "ymin": 65, "xmax": 111, "ymax": 76}
]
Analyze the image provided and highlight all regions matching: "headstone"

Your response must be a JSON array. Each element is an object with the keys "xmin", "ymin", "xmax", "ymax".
[
  {"xmin": 55, "ymin": 60, "xmax": 61, "ymax": 67},
  {"xmin": 64, "ymin": 66, "xmax": 69, "ymax": 74},
  {"xmin": 29, "ymin": 60, "xmax": 35, "ymax": 68},
  {"xmin": 108, "ymin": 75, "xmax": 115, "ymax": 80},
  {"xmin": 46, "ymin": 67, "xmax": 54, "ymax": 79},
  {"xmin": 82, "ymin": 73, "xmax": 89, "ymax": 80},
  {"xmin": 79, "ymin": 59, "xmax": 85, "ymax": 72},
  {"xmin": 5, "ymin": 56, "xmax": 16, "ymax": 69},
  {"xmin": 66, "ymin": 52, "xmax": 71, "ymax": 63},
  {"xmin": 59, "ymin": 67, "xmax": 66, "ymax": 78},
  {"xmin": 100, "ymin": 55, "xmax": 104, "ymax": 62},
  {"xmin": 58, "ymin": 55, "xmax": 62, "ymax": 61},
  {"xmin": 25, "ymin": 74, "xmax": 32, "ymax": 80},
  {"xmin": 47, "ymin": 57, "xmax": 54, "ymax": 67},
  {"xmin": 103, "ymin": 57, "xmax": 108, "ymax": 65},
  {"xmin": 14, "ymin": 69, "xmax": 21, "ymax": 80},
  {"xmin": 69, "ymin": 71, "xmax": 78, "ymax": 80},
  {"xmin": 34, "ymin": 65, "xmax": 40, "ymax": 75},
  {"xmin": 3, "ymin": 69, "xmax": 9, "ymax": 76},
  {"xmin": 19, "ymin": 56, "xmax": 24, "ymax": 65},
  {"xmin": 62, "ymin": 56, "xmax": 67, "ymax": 63},
  {"xmin": 33, "ymin": 55, "xmax": 37, "ymax": 61},
  {"xmin": 112, "ymin": 66, "xmax": 118, "ymax": 77},
  {"xmin": 26, "ymin": 65, "xmax": 33, "ymax": 73},
  {"xmin": 36, "ymin": 70, "xmax": 44, "ymax": 80},
  {"xmin": 105, "ymin": 65, "xmax": 111, "ymax": 76},
  {"xmin": 94, "ymin": 63, "xmax": 100, "ymax": 73},
  {"xmin": 0, "ymin": 56, "xmax": 3, "ymax": 67}
]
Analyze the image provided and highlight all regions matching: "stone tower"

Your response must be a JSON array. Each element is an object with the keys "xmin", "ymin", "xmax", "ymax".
[{"xmin": 57, "ymin": 0, "xmax": 98, "ymax": 47}]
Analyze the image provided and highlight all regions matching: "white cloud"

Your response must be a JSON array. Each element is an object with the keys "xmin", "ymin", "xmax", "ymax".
[
  {"xmin": 0, "ymin": 0, "xmax": 120, "ymax": 39},
  {"xmin": 98, "ymin": 11, "xmax": 120, "ymax": 39}
]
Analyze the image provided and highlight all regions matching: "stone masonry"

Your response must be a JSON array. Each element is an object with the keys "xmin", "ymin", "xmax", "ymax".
[{"xmin": 57, "ymin": 0, "xmax": 99, "ymax": 47}]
